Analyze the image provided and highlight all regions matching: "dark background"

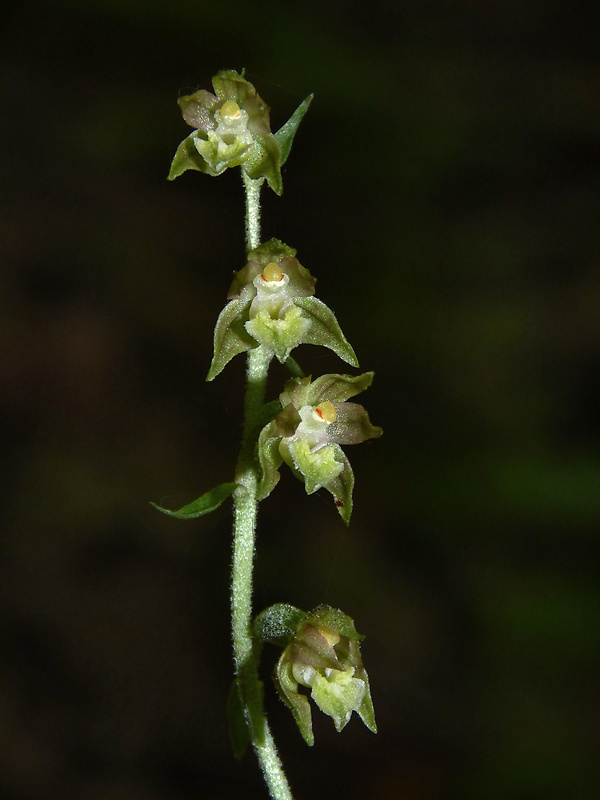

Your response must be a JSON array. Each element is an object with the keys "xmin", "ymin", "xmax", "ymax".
[{"xmin": 1, "ymin": 1, "xmax": 599, "ymax": 798}]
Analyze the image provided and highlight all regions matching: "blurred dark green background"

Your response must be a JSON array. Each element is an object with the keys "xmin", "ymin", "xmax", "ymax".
[{"xmin": 1, "ymin": 1, "xmax": 599, "ymax": 798}]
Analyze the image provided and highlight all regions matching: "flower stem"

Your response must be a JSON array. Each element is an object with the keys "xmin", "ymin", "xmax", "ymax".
[
  {"xmin": 243, "ymin": 172, "xmax": 264, "ymax": 250},
  {"xmin": 230, "ymin": 174, "xmax": 294, "ymax": 800},
  {"xmin": 253, "ymin": 726, "xmax": 294, "ymax": 800},
  {"xmin": 231, "ymin": 345, "xmax": 270, "ymax": 671}
]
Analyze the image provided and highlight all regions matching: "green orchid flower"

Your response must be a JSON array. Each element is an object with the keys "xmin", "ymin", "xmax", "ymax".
[
  {"xmin": 257, "ymin": 372, "xmax": 382, "ymax": 523},
  {"xmin": 169, "ymin": 69, "xmax": 312, "ymax": 195},
  {"xmin": 207, "ymin": 239, "xmax": 358, "ymax": 380},
  {"xmin": 254, "ymin": 604, "xmax": 376, "ymax": 746}
]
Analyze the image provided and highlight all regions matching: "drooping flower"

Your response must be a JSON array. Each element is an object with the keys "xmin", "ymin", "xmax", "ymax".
[
  {"xmin": 257, "ymin": 372, "xmax": 382, "ymax": 523},
  {"xmin": 254, "ymin": 603, "xmax": 377, "ymax": 746},
  {"xmin": 207, "ymin": 240, "xmax": 358, "ymax": 380}
]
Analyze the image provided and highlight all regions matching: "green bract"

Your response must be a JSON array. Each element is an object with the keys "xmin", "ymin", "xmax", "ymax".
[
  {"xmin": 169, "ymin": 69, "xmax": 312, "ymax": 195},
  {"xmin": 151, "ymin": 481, "xmax": 237, "ymax": 519},
  {"xmin": 268, "ymin": 604, "xmax": 376, "ymax": 746},
  {"xmin": 207, "ymin": 240, "xmax": 358, "ymax": 380},
  {"xmin": 257, "ymin": 372, "xmax": 382, "ymax": 524}
]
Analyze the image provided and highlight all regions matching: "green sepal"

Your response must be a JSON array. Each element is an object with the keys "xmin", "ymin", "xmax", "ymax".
[
  {"xmin": 243, "ymin": 239, "xmax": 298, "ymax": 272},
  {"xmin": 276, "ymin": 659, "xmax": 315, "ymax": 746},
  {"xmin": 356, "ymin": 671, "xmax": 377, "ymax": 734},
  {"xmin": 177, "ymin": 88, "xmax": 219, "ymax": 130},
  {"xmin": 168, "ymin": 132, "xmax": 211, "ymax": 180},
  {"xmin": 256, "ymin": 420, "xmax": 284, "ymax": 500},
  {"xmin": 324, "ymin": 447, "xmax": 355, "ymax": 524},
  {"xmin": 242, "ymin": 133, "xmax": 283, "ymax": 195},
  {"xmin": 330, "ymin": 401, "xmax": 384, "ymax": 445},
  {"xmin": 212, "ymin": 69, "xmax": 257, "ymax": 110},
  {"xmin": 306, "ymin": 605, "xmax": 363, "ymax": 640},
  {"xmin": 207, "ymin": 298, "xmax": 256, "ymax": 381},
  {"xmin": 281, "ymin": 371, "xmax": 375, "ymax": 408},
  {"xmin": 210, "ymin": 70, "xmax": 272, "ymax": 137},
  {"xmin": 150, "ymin": 481, "xmax": 238, "ymax": 519},
  {"xmin": 253, "ymin": 603, "xmax": 306, "ymax": 648},
  {"xmin": 293, "ymin": 297, "xmax": 359, "ymax": 367},
  {"xmin": 227, "ymin": 679, "xmax": 251, "ymax": 760},
  {"xmin": 275, "ymin": 94, "xmax": 314, "ymax": 166}
]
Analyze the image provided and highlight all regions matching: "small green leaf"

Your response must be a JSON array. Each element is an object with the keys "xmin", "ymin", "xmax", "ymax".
[
  {"xmin": 151, "ymin": 482, "xmax": 238, "ymax": 519},
  {"xmin": 227, "ymin": 679, "xmax": 251, "ymax": 760},
  {"xmin": 293, "ymin": 297, "xmax": 359, "ymax": 367},
  {"xmin": 275, "ymin": 94, "xmax": 314, "ymax": 166}
]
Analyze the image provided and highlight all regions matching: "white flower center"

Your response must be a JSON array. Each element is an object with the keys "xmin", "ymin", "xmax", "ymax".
[
  {"xmin": 250, "ymin": 271, "xmax": 291, "ymax": 318},
  {"xmin": 292, "ymin": 405, "xmax": 335, "ymax": 452},
  {"xmin": 214, "ymin": 102, "xmax": 252, "ymax": 151}
]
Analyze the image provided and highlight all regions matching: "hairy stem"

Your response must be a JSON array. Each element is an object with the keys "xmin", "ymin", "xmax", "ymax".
[
  {"xmin": 230, "ymin": 175, "xmax": 294, "ymax": 800},
  {"xmin": 231, "ymin": 346, "xmax": 270, "ymax": 670},
  {"xmin": 243, "ymin": 173, "xmax": 264, "ymax": 250},
  {"xmin": 253, "ymin": 726, "xmax": 294, "ymax": 800}
]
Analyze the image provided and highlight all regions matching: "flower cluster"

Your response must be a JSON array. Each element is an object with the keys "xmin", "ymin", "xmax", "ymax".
[
  {"xmin": 264, "ymin": 604, "xmax": 376, "ymax": 746},
  {"xmin": 169, "ymin": 69, "xmax": 311, "ymax": 195},
  {"xmin": 163, "ymin": 68, "xmax": 381, "ymax": 775},
  {"xmin": 257, "ymin": 372, "xmax": 382, "ymax": 523},
  {"xmin": 207, "ymin": 240, "xmax": 357, "ymax": 380}
]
